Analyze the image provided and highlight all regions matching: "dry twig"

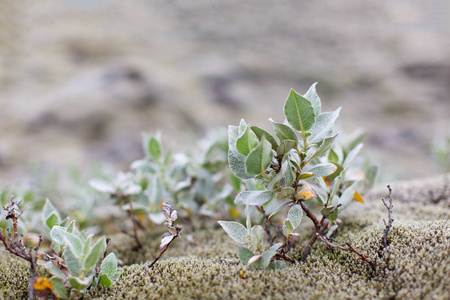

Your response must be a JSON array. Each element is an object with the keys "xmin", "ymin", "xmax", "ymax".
[{"xmin": 380, "ymin": 185, "xmax": 394, "ymax": 253}]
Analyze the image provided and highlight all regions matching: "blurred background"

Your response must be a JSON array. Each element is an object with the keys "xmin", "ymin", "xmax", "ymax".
[{"xmin": 0, "ymin": 0, "xmax": 449, "ymax": 186}]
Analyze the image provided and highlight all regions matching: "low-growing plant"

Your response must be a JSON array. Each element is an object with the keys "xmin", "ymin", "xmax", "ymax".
[
  {"xmin": 219, "ymin": 83, "xmax": 376, "ymax": 269},
  {"xmin": 38, "ymin": 199, "xmax": 119, "ymax": 299}
]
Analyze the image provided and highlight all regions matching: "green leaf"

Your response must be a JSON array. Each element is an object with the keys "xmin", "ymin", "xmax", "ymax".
[
  {"xmin": 101, "ymin": 253, "xmax": 118, "ymax": 279},
  {"xmin": 276, "ymin": 140, "xmax": 297, "ymax": 157},
  {"xmin": 308, "ymin": 108, "xmax": 341, "ymax": 143},
  {"xmin": 245, "ymin": 136, "xmax": 273, "ymax": 176},
  {"xmin": 285, "ymin": 205, "xmax": 302, "ymax": 232},
  {"xmin": 250, "ymin": 225, "xmax": 265, "ymax": 251},
  {"xmin": 338, "ymin": 182, "xmax": 357, "ymax": 211},
  {"xmin": 68, "ymin": 275, "xmax": 93, "ymax": 291},
  {"xmin": 234, "ymin": 191, "xmax": 274, "ymax": 206},
  {"xmin": 320, "ymin": 206, "xmax": 339, "ymax": 221},
  {"xmin": 89, "ymin": 179, "xmax": 115, "ymax": 194},
  {"xmin": 51, "ymin": 277, "xmax": 68, "ymax": 299},
  {"xmin": 328, "ymin": 148, "xmax": 339, "ymax": 164},
  {"xmin": 250, "ymin": 126, "xmax": 278, "ymax": 149},
  {"xmin": 343, "ymin": 143, "xmax": 363, "ymax": 168},
  {"xmin": 283, "ymin": 89, "xmax": 316, "ymax": 133},
  {"xmin": 148, "ymin": 136, "xmax": 162, "ymax": 160},
  {"xmin": 84, "ymin": 237, "xmax": 106, "ymax": 271},
  {"xmin": 45, "ymin": 213, "xmax": 60, "ymax": 229},
  {"xmin": 306, "ymin": 133, "xmax": 339, "ymax": 163},
  {"xmin": 228, "ymin": 125, "xmax": 252, "ymax": 179},
  {"xmin": 268, "ymin": 201, "xmax": 291, "ymax": 219},
  {"xmin": 269, "ymin": 119, "xmax": 299, "ymax": 144},
  {"xmin": 330, "ymin": 168, "xmax": 347, "ymax": 205},
  {"xmin": 238, "ymin": 246, "xmax": 254, "ymax": 265},
  {"xmin": 218, "ymin": 221, "xmax": 248, "ymax": 245},
  {"xmin": 307, "ymin": 163, "xmax": 338, "ymax": 178},
  {"xmin": 276, "ymin": 187, "xmax": 295, "ymax": 199},
  {"xmin": 43, "ymin": 199, "xmax": 61, "ymax": 227},
  {"xmin": 39, "ymin": 261, "xmax": 67, "ymax": 280},
  {"xmin": 236, "ymin": 125, "xmax": 259, "ymax": 156},
  {"xmin": 100, "ymin": 274, "xmax": 112, "ymax": 287},
  {"xmin": 62, "ymin": 232, "xmax": 84, "ymax": 257},
  {"xmin": 64, "ymin": 245, "xmax": 80, "ymax": 275},
  {"xmin": 260, "ymin": 243, "xmax": 283, "ymax": 269},
  {"xmin": 50, "ymin": 226, "xmax": 66, "ymax": 246},
  {"xmin": 303, "ymin": 82, "xmax": 321, "ymax": 117}
]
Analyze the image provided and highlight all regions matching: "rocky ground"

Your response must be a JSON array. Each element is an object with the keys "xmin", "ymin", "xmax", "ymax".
[{"xmin": 0, "ymin": 1, "xmax": 449, "ymax": 184}]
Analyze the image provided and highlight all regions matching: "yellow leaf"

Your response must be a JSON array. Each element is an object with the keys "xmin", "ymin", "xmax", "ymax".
[
  {"xmin": 228, "ymin": 207, "xmax": 241, "ymax": 219},
  {"xmin": 353, "ymin": 190, "xmax": 365, "ymax": 203},
  {"xmin": 295, "ymin": 184, "xmax": 316, "ymax": 200},
  {"xmin": 33, "ymin": 277, "xmax": 53, "ymax": 291}
]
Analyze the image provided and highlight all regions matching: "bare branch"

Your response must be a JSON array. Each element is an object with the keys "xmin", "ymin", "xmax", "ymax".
[{"xmin": 380, "ymin": 185, "xmax": 394, "ymax": 254}]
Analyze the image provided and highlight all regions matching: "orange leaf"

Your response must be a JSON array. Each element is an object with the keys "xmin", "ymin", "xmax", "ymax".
[
  {"xmin": 33, "ymin": 277, "xmax": 53, "ymax": 291},
  {"xmin": 353, "ymin": 190, "xmax": 365, "ymax": 203},
  {"xmin": 295, "ymin": 184, "xmax": 316, "ymax": 200}
]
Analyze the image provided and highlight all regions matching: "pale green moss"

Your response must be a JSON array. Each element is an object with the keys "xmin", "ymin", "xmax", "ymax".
[{"xmin": 1, "ymin": 175, "xmax": 449, "ymax": 299}]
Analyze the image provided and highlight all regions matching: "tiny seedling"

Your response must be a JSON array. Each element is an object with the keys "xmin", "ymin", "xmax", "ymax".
[{"xmin": 148, "ymin": 202, "xmax": 182, "ymax": 270}]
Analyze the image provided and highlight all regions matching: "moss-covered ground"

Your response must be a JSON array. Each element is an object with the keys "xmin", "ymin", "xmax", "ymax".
[{"xmin": 1, "ymin": 174, "xmax": 449, "ymax": 299}]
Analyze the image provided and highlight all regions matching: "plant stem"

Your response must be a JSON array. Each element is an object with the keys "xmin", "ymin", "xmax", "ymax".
[{"xmin": 125, "ymin": 197, "xmax": 143, "ymax": 248}]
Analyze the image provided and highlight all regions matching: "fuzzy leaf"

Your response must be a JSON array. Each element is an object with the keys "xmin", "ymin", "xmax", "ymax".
[
  {"xmin": 68, "ymin": 275, "xmax": 93, "ymax": 290},
  {"xmin": 89, "ymin": 179, "xmax": 115, "ymax": 194},
  {"xmin": 245, "ymin": 136, "xmax": 273, "ymax": 176},
  {"xmin": 84, "ymin": 237, "xmax": 106, "ymax": 271},
  {"xmin": 51, "ymin": 277, "xmax": 68, "ymax": 298},
  {"xmin": 238, "ymin": 246, "xmax": 254, "ymax": 265},
  {"xmin": 39, "ymin": 261, "xmax": 67, "ymax": 280},
  {"xmin": 283, "ymin": 89, "xmax": 316, "ymax": 132},
  {"xmin": 260, "ymin": 243, "xmax": 283, "ymax": 269},
  {"xmin": 234, "ymin": 191, "xmax": 274, "ymax": 206},
  {"xmin": 307, "ymin": 133, "xmax": 339, "ymax": 162},
  {"xmin": 276, "ymin": 140, "xmax": 297, "ymax": 157},
  {"xmin": 307, "ymin": 163, "xmax": 338, "ymax": 178},
  {"xmin": 218, "ymin": 221, "xmax": 248, "ymax": 245},
  {"xmin": 303, "ymin": 82, "xmax": 321, "ymax": 117},
  {"xmin": 338, "ymin": 183, "xmax": 357, "ymax": 211},
  {"xmin": 308, "ymin": 108, "xmax": 341, "ymax": 143},
  {"xmin": 269, "ymin": 119, "xmax": 299, "ymax": 144},
  {"xmin": 268, "ymin": 201, "xmax": 291, "ymax": 219},
  {"xmin": 343, "ymin": 143, "xmax": 363, "ymax": 168},
  {"xmin": 250, "ymin": 126, "xmax": 278, "ymax": 149},
  {"xmin": 50, "ymin": 226, "xmax": 66, "ymax": 246},
  {"xmin": 236, "ymin": 126, "xmax": 259, "ymax": 156},
  {"xmin": 101, "ymin": 253, "xmax": 118, "ymax": 279},
  {"xmin": 64, "ymin": 246, "xmax": 80, "ymax": 276},
  {"xmin": 285, "ymin": 205, "xmax": 303, "ymax": 232},
  {"xmin": 228, "ymin": 125, "xmax": 252, "ymax": 179}
]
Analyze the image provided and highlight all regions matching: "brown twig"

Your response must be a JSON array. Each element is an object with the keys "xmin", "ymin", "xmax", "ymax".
[
  {"xmin": 381, "ymin": 185, "xmax": 394, "ymax": 250},
  {"xmin": 316, "ymin": 234, "xmax": 376, "ymax": 271},
  {"xmin": 147, "ymin": 233, "xmax": 180, "ymax": 270},
  {"xmin": 124, "ymin": 196, "xmax": 143, "ymax": 248},
  {"xmin": 256, "ymin": 206, "xmax": 278, "ymax": 245},
  {"xmin": 299, "ymin": 193, "xmax": 341, "ymax": 262}
]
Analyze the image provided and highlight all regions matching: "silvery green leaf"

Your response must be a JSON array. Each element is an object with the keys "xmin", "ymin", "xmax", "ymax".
[
  {"xmin": 51, "ymin": 278, "xmax": 67, "ymax": 298},
  {"xmin": 338, "ymin": 182, "xmax": 357, "ymax": 211},
  {"xmin": 308, "ymin": 108, "xmax": 341, "ymax": 144},
  {"xmin": 83, "ymin": 235, "xmax": 93, "ymax": 256},
  {"xmin": 330, "ymin": 167, "xmax": 347, "ymax": 205},
  {"xmin": 228, "ymin": 150, "xmax": 252, "ymax": 179},
  {"xmin": 236, "ymin": 125, "xmax": 259, "ymax": 156},
  {"xmin": 89, "ymin": 179, "xmax": 115, "ymax": 194},
  {"xmin": 101, "ymin": 253, "xmax": 118, "ymax": 279},
  {"xmin": 269, "ymin": 119, "xmax": 299, "ymax": 144},
  {"xmin": 64, "ymin": 245, "xmax": 80, "ymax": 275},
  {"xmin": 260, "ymin": 243, "xmax": 283, "ymax": 269},
  {"xmin": 148, "ymin": 212, "xmax": 166, "ymax": 224},
  {"xmin": 285, "ymin": 205, "xmax": 303, "ymax": 232},
  {"xmin": 39, "ymin": 261, "xmax": 67, "ymax": 280},
  {"xmin": 245, "ymin": 136, "xmax": 273, "ymax": 176},
  {"xmin": 303, "ymin": 82, "xmax": 321, "ymax": 117},
  {"xmin": 238, "ymin": 246, "xmax": 254, "ymax": 265},
  {"xmin": 283, "ymin": 155, "xmax": 295, "ymax": 186},
  {"xmin": 268, "ymin": 200, "xmax": 291, "ymax": 219},
  {"xmin": 66, "ymin": 220, "xmax": 76, "ymax": 233},
  {"xmin": 42, "ymin": 199, "xmax": 61, "ymax": 228},
  {"xmin": 234, "ymin": 191, "xmax": 274, "ymax": 206},
  {"xmin": 68, "ymin": 275, "xmax": 93, "ymax": 290},
  {"xmin": 306, "ymin": 133, "xmax": 339, "ymax": 162},
  {"xmin": 123, "ymin": 184, "xmax": 142, "ymax": 195},
  {"xmin": 283, "ymin": 89, "xmax": 316, "ymax": 133},
  {"xmin": 50, "ymin": 226, "xmax": 66, "ymax": 246},
  {"xmin": 84, "ymin": 237, "xmax": 106, "ymax": 271},
  {"xmin": 276, "ymin": 139, "xmax": 297, "ymax": 157},
  {"xmin": 307, "ymin": 163, "xmax": 338, "ymax": 177},
  {"xmin": 343, "ymin": 143, "xmax": 363, "ymax": 168},
  {"xmin": 218, "ymin": 221, "xmax": 248, "ymax": 245},
  {"xmin": 62, "ymin": 231, "xmax": 84, "ymax": 256},
  {"xmin": 250, "ymin": 126, "xmax": 278, "ymax": 149},
  {"xmin": 250, "ymin": 225, "xmax": 265, "ymax": 251}
]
